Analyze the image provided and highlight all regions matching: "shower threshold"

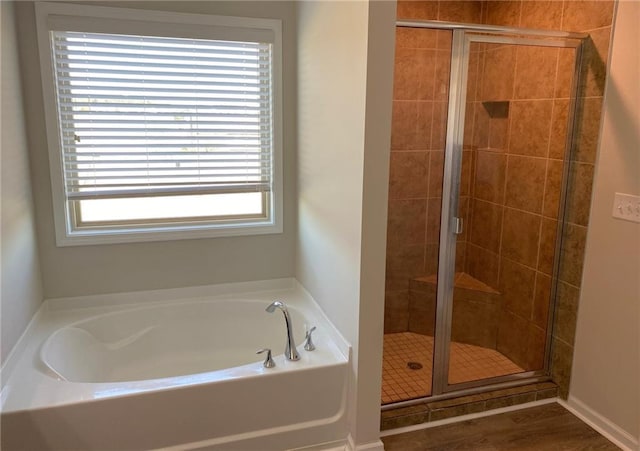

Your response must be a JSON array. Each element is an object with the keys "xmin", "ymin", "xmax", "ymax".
[{"xmin": 382, "ymin": 332, "xmax": 524, "ymax": 405}]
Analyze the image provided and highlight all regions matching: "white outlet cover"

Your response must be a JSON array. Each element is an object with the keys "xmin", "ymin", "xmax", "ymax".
[{"xmin": 612, "ymin": 192, "xmax": 640, "ymax": 223}]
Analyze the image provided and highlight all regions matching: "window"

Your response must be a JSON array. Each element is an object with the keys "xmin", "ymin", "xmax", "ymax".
[{"xmin": 35, "ymin": 3, "xmax": 282, "ymax": 245}]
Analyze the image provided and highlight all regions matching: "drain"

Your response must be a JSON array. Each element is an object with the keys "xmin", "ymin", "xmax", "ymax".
[{"xmin": 407, "ymin": 361, "xmax": 423, "ymax": 370}]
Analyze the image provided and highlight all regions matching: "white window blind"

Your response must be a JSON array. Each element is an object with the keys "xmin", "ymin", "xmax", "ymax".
[{"xmin": 51, "ymin": 31, "xmax": 274, "ymax": 201}]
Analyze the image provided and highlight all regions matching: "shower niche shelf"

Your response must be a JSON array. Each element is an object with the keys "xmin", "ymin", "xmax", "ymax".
[{"xmin": 481, "ymin": 100, "xmax": 510, "ymax": 118}]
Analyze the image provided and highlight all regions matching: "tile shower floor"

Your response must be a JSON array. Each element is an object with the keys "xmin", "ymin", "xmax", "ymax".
[{"xmin": 382, "ymin": 332, "xmax": 525, "ymax": 404}]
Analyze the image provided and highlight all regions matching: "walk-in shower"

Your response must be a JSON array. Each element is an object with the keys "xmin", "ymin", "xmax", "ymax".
[{"xmin": 383, "ymin": 20, "xmax": 586, "ymax": 406}]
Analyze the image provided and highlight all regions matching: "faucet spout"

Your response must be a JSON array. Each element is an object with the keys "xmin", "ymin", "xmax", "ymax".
[{"xmin": 265, "ymin": 301, "xmax": 300, "ymax": 361}]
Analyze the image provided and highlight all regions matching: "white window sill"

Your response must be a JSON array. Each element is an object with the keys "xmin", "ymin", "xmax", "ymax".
[{"xmin": 56, "ymin": 221, "xmax": 283, "ymax": 247}]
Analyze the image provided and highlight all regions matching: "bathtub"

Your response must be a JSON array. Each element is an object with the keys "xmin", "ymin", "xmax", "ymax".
[{"xmin": 0, "ymin": 279, "xmax": 350, "ymax": 450}]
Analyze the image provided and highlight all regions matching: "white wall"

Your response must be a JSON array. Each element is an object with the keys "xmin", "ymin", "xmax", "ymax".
[
  {"xmin": 14, "ymin": 1, "xmax": 297, "ymax": 299},
  {"xmin": 296, "ymin": 0, "xmax": 368, "ymax": 442},
  {"xmin": 355, "ymin": 2, "xmax": 396, "ymax": 446},
  {"xmin": 296, "ymin": 0, "xmax": 395, "ymax": 446},
  {"xmin": 1, "ymin": 1, "xmax": 44, "ymax": 364},
  {"xmin": 570, "ymin": 0, "xmax": 640, "ymax": 447}
]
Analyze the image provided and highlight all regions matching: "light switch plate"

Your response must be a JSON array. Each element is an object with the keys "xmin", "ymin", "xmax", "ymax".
[{"xmin": 612, "ymin": 192, "xmax": 640, "ymax": 223}]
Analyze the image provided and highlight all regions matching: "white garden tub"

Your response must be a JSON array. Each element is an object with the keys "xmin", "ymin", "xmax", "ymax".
[{"xmin": 0, "ymin": 279, "xmax": 350, "ymax": 450}]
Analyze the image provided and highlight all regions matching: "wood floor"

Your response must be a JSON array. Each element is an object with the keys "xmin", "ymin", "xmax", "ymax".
[{"xmin": 381, "ymin": 403, "xmax": 620, "ymax": 450}]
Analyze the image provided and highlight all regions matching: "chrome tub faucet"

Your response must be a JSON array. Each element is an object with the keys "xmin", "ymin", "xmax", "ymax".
[{"xmin": 266, "ymin": 301, "xmax": 300, "ymax": 361}]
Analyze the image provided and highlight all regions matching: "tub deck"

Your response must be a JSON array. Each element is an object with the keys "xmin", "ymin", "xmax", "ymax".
[{"xmin": 0, "ymin": 279, "xmax": 350, "ymax": 450}]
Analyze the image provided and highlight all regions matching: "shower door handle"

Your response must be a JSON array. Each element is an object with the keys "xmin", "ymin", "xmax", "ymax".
[{"xmin": 453, "ymin": 217, "xmax": 463, "ymax": 235}]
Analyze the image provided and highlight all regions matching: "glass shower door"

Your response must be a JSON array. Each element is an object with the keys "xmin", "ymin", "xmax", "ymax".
[{"xmin": 435, "ymin": 32, "xmax": 581, "ymax": 391}]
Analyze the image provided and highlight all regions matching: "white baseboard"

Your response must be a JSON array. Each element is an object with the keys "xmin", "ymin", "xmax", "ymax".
[
  {"xmin": 346, "ymin": 435, "xmax": 385, "ymax": 451},
  {"xmin": 288, "ymin": 438, "xmax": 347, "ymax": 451},
  {"xmin": 560, "ymin": 398, "xmax": 639, "ymax": 451}
]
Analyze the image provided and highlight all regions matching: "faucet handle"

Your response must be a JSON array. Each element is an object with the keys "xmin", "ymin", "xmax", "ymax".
[
  {"xmin": 256, "ymin": 348, "xmax": 276, "ymax": 368},
  {"xmin": 304, "ymin": 326, "xmax": 317, "ymax": 351}
]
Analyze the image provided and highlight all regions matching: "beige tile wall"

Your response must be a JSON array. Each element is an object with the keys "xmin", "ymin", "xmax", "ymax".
[
  {"xmin": 478, "ymin": 0, "xmax": 615, "ymax": 399},
  {"xmin": 462, "ymin": 40, "xmax": 575, "ymax": 371},
  {"xmin": 385, "ymin": 1, "xmax": 481, "ymax": 335},
  {"xmin": 386, "ymin": 24, "xmax": 451, "ymax": 333}
]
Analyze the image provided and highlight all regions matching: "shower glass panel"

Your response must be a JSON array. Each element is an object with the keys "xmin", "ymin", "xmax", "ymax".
[
  {"xmin": 383, "ymin": 21, "xmax": 584, "ymax": 406},
  {"xmin": 443, "ymin": 34, "xmax": 580, "ymax": 390},
  {"xmin": 382, "ymin": 27, "xmax": 452, "ymax": 404}
]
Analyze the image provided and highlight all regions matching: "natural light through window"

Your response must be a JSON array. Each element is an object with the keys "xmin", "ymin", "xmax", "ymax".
[
  {"xmin": 79, "ymin": 193, "xmax": 263, "ymax": 223},
  {"xmin": 36, "ymin": 3, "xmax": 282, "ymax": 244}
]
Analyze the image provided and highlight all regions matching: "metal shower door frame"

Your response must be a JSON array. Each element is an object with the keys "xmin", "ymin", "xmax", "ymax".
[{"xmin": 432, "ymin": 29, "xmax": 584, "ymax": 396}]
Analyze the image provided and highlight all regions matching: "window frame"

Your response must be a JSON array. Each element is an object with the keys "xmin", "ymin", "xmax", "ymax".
[{"xmin": 35, "ymin": 2, "xmax": 283, "ymax": 246}]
